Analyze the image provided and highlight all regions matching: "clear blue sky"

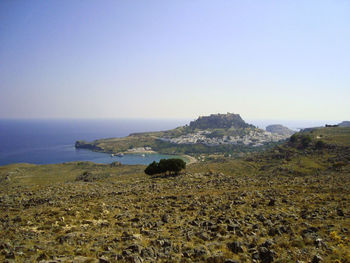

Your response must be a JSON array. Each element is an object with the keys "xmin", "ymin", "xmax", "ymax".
[{"xmin": 1, "ymin": 0, "xmax": 349, "ymax": 120}]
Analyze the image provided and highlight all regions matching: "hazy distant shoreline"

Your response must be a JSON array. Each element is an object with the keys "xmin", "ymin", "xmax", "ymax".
[{"xmin": 0, "ymin": 118, "xmax": 340, "ymax": 166}]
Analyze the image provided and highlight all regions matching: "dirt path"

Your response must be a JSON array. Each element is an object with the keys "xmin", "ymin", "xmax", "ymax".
[{"xmin": 183, "ymin": 154, "xmax": 197, "ymax": 165}]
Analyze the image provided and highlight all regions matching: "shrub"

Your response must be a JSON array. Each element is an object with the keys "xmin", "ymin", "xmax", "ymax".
[
  {"xmin": 290, "ymin": 133, "xmax": 312, "ymax": 149},
  {"xmin": 301, "ymin": 135, "xmax": 312, "ymax": 148},
  {"xmin": 290, "ymin": 134, "xmax": 298, "ymax": 143},
  {"xmin": 145, "ymin": 158, "xmax": 186, "ymax": 175}
]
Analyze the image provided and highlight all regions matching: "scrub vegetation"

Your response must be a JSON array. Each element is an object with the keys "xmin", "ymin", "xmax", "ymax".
[{"xmin": 0, "ymin": 127, "xmax": 350, "ymax": 262}]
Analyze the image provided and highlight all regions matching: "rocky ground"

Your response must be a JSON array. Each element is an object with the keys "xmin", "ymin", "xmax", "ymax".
[{"xmin": 1, "ymin": 128, "xmax": 350, "ymax": 262}]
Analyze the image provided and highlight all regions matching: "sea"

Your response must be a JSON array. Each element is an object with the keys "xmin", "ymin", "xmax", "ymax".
[
  {"xmin": 0, "ymin": 119, "xmax": 189, "ymax": 166},
  {"xmin": 0, "ymin": 118, "xmax": 337, "ymax": 166}
]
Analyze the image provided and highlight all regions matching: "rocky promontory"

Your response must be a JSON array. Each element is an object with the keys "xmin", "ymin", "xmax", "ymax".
[
  {"xmin": 75, "ymin": 140, "xmax": 104, "ymax": 151},
  {"xmin": 75, "ymin": 113, "xmax": 292, "ymax": 155},
  {"xmin": 189, "ymin": 113, "xmax": 254, "ymax": 129}
]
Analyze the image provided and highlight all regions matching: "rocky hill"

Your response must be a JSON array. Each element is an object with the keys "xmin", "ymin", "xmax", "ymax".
[
  {"xmin": 189, "ymin": 113, "xmax": 254, "ymax": 129},
  {"xmin": 75, "ymin": 113, "xmax": 293, "ymax": 155},
  {"xmin": 266, "ymin": 124, "xmax": 295, "ymax": 136}
]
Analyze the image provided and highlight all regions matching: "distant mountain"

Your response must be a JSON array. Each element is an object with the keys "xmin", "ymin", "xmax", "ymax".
[
  {"xmin": 189, "ymin": 113, "xmax": 254, "ymax": 130},
  {"xmin": 338, "ymin": 121, "xmax": 350, "ymax": 127},
  {"xmin": 266, "ymin": 124, "xmax": 295, "ymax": 136}
]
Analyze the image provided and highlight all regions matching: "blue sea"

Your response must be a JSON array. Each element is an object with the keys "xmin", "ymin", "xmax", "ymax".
[
  {"xmin": 0, "ymin": 119, "xmax": 189, "ymax": 166},
  {"xmin": 0, "ymin": 118, "xmax": 337, "ymax": 166}
]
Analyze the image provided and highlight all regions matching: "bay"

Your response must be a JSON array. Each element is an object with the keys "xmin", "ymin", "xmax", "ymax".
[{"xmin": 0, "ymin": 119, "xmax": 189, "ymax": 166}]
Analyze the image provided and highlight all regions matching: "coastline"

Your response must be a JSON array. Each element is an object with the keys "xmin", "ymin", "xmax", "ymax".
[
  {"xmin": 117, "ymin": 151, "xmax": 197, "ymax": 165},
  {"xmin": 124, "ymin": 149, "xmax": 157, "ymax": 154},
  {"xmin": 77, "ymin": 144, "xmax": 198, "ymax": 165},
  {"xmin": 182, "ymin": 154, "xmax": 197, "ymax": 165}
]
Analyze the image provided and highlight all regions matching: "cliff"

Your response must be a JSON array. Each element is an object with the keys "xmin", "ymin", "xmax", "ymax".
[{"xmin": 75, "ymin": 140, "xmax": 104, "ymax": 151}]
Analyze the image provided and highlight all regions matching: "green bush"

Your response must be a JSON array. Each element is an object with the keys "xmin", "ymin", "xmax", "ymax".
[
  {"xmin": 290, "ymin": 133, "xmax": 312, "ymax": 149},
  {"xmin": 144, "ymin": 161, "xmax": 159, "ymax": 175},
  {"xmin": 145, "ymin": 158, "xmax": 186, "ymax": 175},
  {"xmin": 301, "ymin": 135, "xmax": 312, "ymax": 148}
]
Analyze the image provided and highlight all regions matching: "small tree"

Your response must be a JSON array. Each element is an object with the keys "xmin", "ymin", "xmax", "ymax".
[
  {"xmin": 163, "ymin": 158, "xmax": 186, "ymax": 174},
  {"xmin": 144, "ymin": 158, "xmax": 186, "ymax": 176},
  {"xmin": 144, "ymin": 161, "xmax": 159, "ymax": 175}
]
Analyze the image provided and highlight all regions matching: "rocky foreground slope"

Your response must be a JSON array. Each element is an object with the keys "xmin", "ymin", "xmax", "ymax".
[{"xmin": 1, "ymin": 127, "xmax": 350, "ymax": 262}]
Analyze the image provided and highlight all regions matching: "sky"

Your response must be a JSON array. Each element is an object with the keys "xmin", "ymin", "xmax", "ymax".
[{"xmin": 0, "ymin": 0, "xmax": 349, "ymax": 121}]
